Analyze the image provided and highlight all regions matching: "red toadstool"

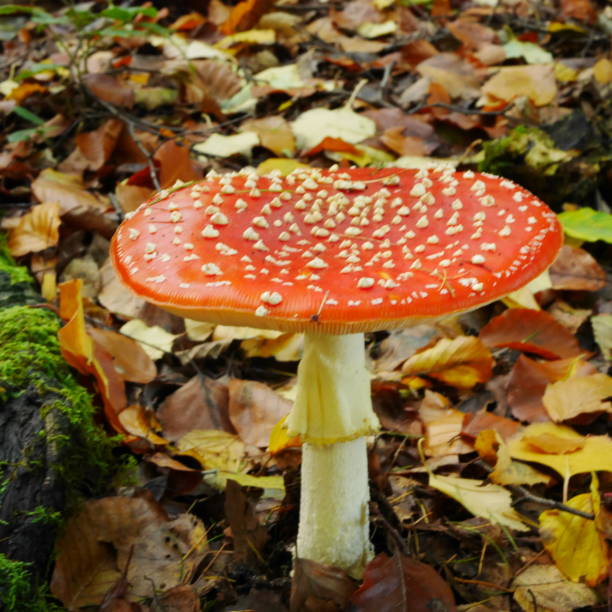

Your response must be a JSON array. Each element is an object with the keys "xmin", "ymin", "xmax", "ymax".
[{"xmin": 110, "ymin": 165, "xmax": 562, "ymax": 578}]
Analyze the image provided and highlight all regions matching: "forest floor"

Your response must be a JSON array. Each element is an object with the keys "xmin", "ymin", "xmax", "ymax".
[{"xmin": 0, "ymin": 1, "xmax": 611, "ymax": 610}]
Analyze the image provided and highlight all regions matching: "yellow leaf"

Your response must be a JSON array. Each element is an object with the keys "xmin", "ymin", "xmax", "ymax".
[
  {"xmin": 428, "ymin": 473, "xmax": 529, "ymax": 531},
  {"xmin": 241, "ymin": 332, "xmax": 303, "ymax": 361},
  {"xmin": 539, "ymin": 476, "xmax": 609, "ymax": 586},
  {"xmin": 543, "ymin": 374, "xmax": 612, "ymax": 422},
  {"xmin": 119, "ymin": 319, "xmax": 179, "ymax": 360},
  {"xmin": 268, "ymin": 414, "xmax": 302, "ymax": 454},
  {"xmin": 554, "ymin": 62, "xmax": 579, "ymax": 83},
  {"xmin": 217, "ymin": 28, "xmax": 276, "ymax": 47},
  {"xmin": 176, "ymin": 429, "xmax": 246, "ymax": 473},
  {"xmin": 256, "ymin": 158, "xmax": 309, "ymax": 176},
  {"xmin": 513, "ymin": 564, "xmax": 598, "ymax": 612},
  {"xmin": 475, "ymin": 429, "xmax": 552, "ymax": 486},
  {"xmin": 401, "ymin": 336, "xmax": 493, "ymax": 389},
  {"xmin": 593, "ymin": 58, "xmax": 612, "ymax": 84},
  {"xmin": 7, "ymin": 201, "xmax": 61, "ymax": 257},
  {"xmin": 508, "ymin": 423, "xmax": 612, "ymax": 479},
  {"xmin": 218, "ymin": 472, "xmax": 285, "ymax": 498}
]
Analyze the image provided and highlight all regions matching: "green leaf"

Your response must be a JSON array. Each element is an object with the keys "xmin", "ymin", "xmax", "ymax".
[
  {"xmin": 15, "ymin": 63, "xmax": 63, "ymax": 81},
  {"xmin": 11, "ymin": 106, "xmax": 45, "ymax": 125},
  {"xmin": 101, "ymin": 5, "xmax": 157, "ymax": 22},
  {"xmin": 7, "ymin": 127, "xmax": 43, "ymax": 143},
  {"xmin": 558, "ymin": 208, "xmax": 612, "ymax": 244},
  {"xmin": 0, "ymin": 5, "xmax": 44, "ymax": 15}
]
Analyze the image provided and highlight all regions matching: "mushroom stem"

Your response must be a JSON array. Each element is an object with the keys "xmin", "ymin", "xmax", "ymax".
[{"xmin": 288, "ymin": 332, "xmax": 379, "ymax": 578}]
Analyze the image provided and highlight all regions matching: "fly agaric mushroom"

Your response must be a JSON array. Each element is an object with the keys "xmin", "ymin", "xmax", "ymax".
[{"xmin": 110, "ymin": 166, "xmax": 562, "ymax": 578}]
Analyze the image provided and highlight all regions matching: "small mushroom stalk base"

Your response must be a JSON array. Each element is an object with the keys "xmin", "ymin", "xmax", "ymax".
[
  {"xmin": 287, "ymin": 332, "xmax": 379, "ymax": 578},
  {"xmin": 298, "ymin": 437, "xmax": 372, "ymax": 578}
]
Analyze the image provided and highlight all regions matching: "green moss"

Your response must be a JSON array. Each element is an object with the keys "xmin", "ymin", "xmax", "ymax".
[
  {"xmin": 0, "ymin": 235, "xmax": 32, "ymax": 286},
  {"xmin": 0, "ymin": 554, "xmax": 63, "ymax": 612}
]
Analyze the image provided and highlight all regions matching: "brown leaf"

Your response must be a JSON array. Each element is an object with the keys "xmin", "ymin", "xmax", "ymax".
[
  {"xmin": 351, "ymin": 553, "xmax": 456, "ymax": 612},
  {"xmin": 157, "ymin": 585, "xmax": 201, "ymax": 612},
  {"xmin": 62, "ymin": 118, "xmax": 124, "ymax": 173},
  {"xmin": 479, "ymin": 308, "xmax": 584, "ymax": 360},
  {"xmin": 7, "ymin": 201, "xmax": 61, "ymax": 257},
  {"xmin": 83, "ymin": 73, "xmax": 134, "ymax": 108},
  {"xmin": 224, "ymin": 479, "xmax": 268, "ymax": 564},
  {"xmin": 416, "ymin": 53, "xmax": 482, "ymax": 99},
  {"xmin": 228, "ymin": 378, "xmax": 293, "ymax": 447},
  {"xmin": 115, "ymin": 183, "xmax": 154, "ymax": 214},
  {"xmin": 290, "ymin": 557, "xmax": 357, "ymax": 612},
  {"xmin": 155, "ymin": 140, "xmax": 203, "ymax": 189},
  {"xmin": 482, "ymin": 65, "xmax": 557, "ymax": 106},
  {"xmin": 31, "ymin": 168, "xmax": 107, "ymax": 214},
  {"xmin": 560, "ymin": 0, "xmax": 597, "ymax": 23},
  {"xmin": 88, "ymin": 327, "xmax": 157, "ymax": 384},
  {"xmin": 242, "ymin": 116, "xmax": 296, "ymax": 156},
  {"xmin": 118, "ymin": 405, "xmax": 168, "ymax": 447},
  {"xmin": 549, "ymin": 245, "xmax": 606, "ymax": 291},
  {"xmin": 447, "ymin": 18, "xmax": 497, "ymax": 50},
  {"xmin": 331, "ymin": 0, "xmax": 383, "ymax": 32},
  {"xmin": 157, "ymin": 375, "xmax": 232, "ymax": 442},
  {"xmin": 462, "ymin": 410, "xmax": 521, "ymax": 442}
]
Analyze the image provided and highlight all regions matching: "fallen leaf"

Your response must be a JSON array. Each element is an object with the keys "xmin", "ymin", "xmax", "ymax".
[
  {"xmin": 193, "ymin": 131, "xmax": 260, "ymax": 158},
  {"xmin": 507, "ymin": 355, "xmax": 597, "ymax": 423},
  {"xmin": 543, "ymin": 374, "xmax": 612, "ymax": 422},
  {"xmin": 548, "ymin": 245, "xmax": 606, "ymax": 291},
  {"xmin": 228, "ymin": 378, "xmax": 293, "ymax": 447},
  {"xmin": 7, "ymin": 201, "xmax": 60, "ymax": 256},
  {"xmin": 31, "ymin": 168, "xmax": 107, "ymax": 214},
  {"xmin": 119, "ymin": 319, "xmax": 179, "ymax": 360},
  {"xmin": 513, "ymin": 564, "xmax": 598, "ymax": 612},
  {"xmin": 157, "ymin": 376, "xmax": 232, "ymax": 441},
  {"xmin": 241, "ymin": 332, "xmax": 303, "ymax": 361},
  {"xmin": 591, "ymin": 314, "xmax": 612, "ymax": 361},
  {"xmin": 83, "ymin": 73, "xmax": 134, "ymax": 107},
  {"xmin": 428, "ymin": 473, "xmax": 529, "ymax": 531},
  {"xmin": 176, "ymin": 429, "xmax": 246, "ymax": 473},
  {"xmin": 560, "ymin": 0, "xmax": 597, "ymax": 23},
  {"xmin": 482, "ymin": 64, "xmax": 557, "ymax": 106},
  {"xmin": 242, "ymin": 115, "xmax": 295, "ymax": 156},
  {"xmin": 291, "ymin": 106, "xmax": 376, "ymax": 152},
  {"xmin": 508, "ymin": 423, "xmax": 612, "ymax": 478},
  {"xmin": 351, "ymin": 553, "xmax": 456, "ymax": 612},
  {"xmin": 416, "ymin": 53, "xmax": 482, "ymax": 99},
  {"xmin": 557, "ymin": 207, "xmax": 612, "ymax": 244},
  {"xmin": 593, "ymin": 58, "xmax": 612, "ymax": 84},
  {"xmin": 88, "ymin": 327, "xmax": 157, "ymax": 384},
  {"xmin": 474, "ymin": 429, "xmax": 552, "ymax": 486},
  {"xmin": 268, "ymin": 414, "xmax": 302, "ymax": 454},
  {"xmin": 155, "ymin": 140, "xmax": 203, "ymax": 189},
  {"xmin": 220, "ymin": 0, "xmax": 275, "ymax": 34},
  {"xmin": 479, "ymin": 308, "xmax": 583, "ymax": 360},
  {"xmin": 118, "ymin": 404, "xmax": 168, "ymax": 446},
  {"xmin": 539, "ymin": 476, "xmax": 608, "ymax": 586},
  {"xmin": 401, "ymin": 336, "xmax": 494, "ymax": 389}
]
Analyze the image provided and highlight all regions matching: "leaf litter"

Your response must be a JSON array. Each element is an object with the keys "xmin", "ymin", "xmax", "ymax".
[{"xmin": 0, "ymin": 0, "xmax": 611, "ymax": 610}]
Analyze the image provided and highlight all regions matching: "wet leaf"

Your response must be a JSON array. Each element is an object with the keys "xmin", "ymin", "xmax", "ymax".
[
  {"xmin": 228, "ymin": 378, "xmax": 293, "ymax": 447},
  {"xmin": 428, "ymin": 473, "xmax": 530, "ymax": 531},
  {"xmin": 479, "ymin": 308, "xmax": 583, "ymax": 360},
  {"xmin": 539, "ymin": 476, "xmax": 608, "ymax": 586},
  {"xmin": 543, "ymin": 374, "xmax": 612, "ymax": 422},
  {"xmin": 401, "ymin": 336, "xmax": 494, "ymax": 389},
  {"xmin": 7, "ymin": 201, "xmax": 60, "ymax": 256},
  {"xmin": 351, "ymin": 553, "xmax": 456, "ymax": 612}
]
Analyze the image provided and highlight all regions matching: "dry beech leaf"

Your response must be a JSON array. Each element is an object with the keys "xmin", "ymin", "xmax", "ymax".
[
  {"xmin": 157, "ymin": 376, "xmax": 232, "ymax": 442},
  {"xmin": 62, "ymin": 118, "xmax": 124, "ymax": 173},
  {"xmin": 420, "ymin": 402, "xmax": 472, "ymax": 457},
  {"xmin": 83, "ymin": 73, "xmax": 135, "ymax": 107},
  {"xmin": 7, "ymin": 201, "xmax": 61, "ymax": 257},
  {"xmin": 428, "ymin": 473, "xmax": 529, "ymax": 531},
  {"xmin": 482, "ymin": 64, "xmax": 557, "ymax": 106},
  {"xmin": 58, "ymin": 280, "xmax": 127, "ymax": 434},
  {"xmin": 88, "ymin": 327, "xmax": 157, "ymax": 384},
  {"xmin": 474, "ymin": 429, "xmax": 552, "ymax": 487},
  {"xmin": 462, "ymin": 411, "xmax": 522, "ymax": 443},
  {"xmin": 543, "ymin": 373, "xmax": 612, "ymax": 422},
  {"xmin": 119, "ymin": 319, "xmax": 179, "ymax": 360},
  {"xmin": 351, "ymin": 553, "xmax": 456, "ymax": 612},
  {"xmin": 31, "ymin": 168, "xmax": 107, "ymax": 214},
  {"xmin": 549, "ymin": 245, "xmax": 607, "ymax": 291},
  {"xmin": 401, "ymin": 336, "xmax": 493, "ymax": 389},
  {"xmin": 539, "ymin": 476, "xmax": 608, "ymax": 586},
  {"xmin": 228, "ymin": 378, "xmax": 293, "ymax": 447},
  {"xmin": 508, "ymin": 423, "xmax": 612, "ymax": 478},
  {"xmin": 242, "ymin": 116, "xmax": 295, "ymax": 156},
  {"xmin": 479, "ymin": 308, "xmax": 583, "ymax": 360},
  {"xmin": 154, "ymin": 140, "xmax": 203, "ymax": 189},
  {"xmin": 176, "ymin": 429, "xmax": 246, "ymax": 473},
  {"xmin": 513, "ymin": 564, "xmax": 598, "ymax": 612},
  {"xmin": 118, "ymin": 404, "xmax": 168, "ymax": 446},
  {"xmin": 507, "ymin": 355, "xmax": 597, "ymax": 423},
  {"xmin": 416, "ymin": 53, "xmax": 482, "ymax": 99},
  {"xmin": 220, "ymin": 0, "xmax": 275, "ymax": 34}
]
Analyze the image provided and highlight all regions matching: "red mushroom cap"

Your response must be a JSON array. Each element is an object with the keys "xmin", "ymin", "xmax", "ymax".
[{"xmin": 110, "ymin": 166, "xmax": 563, "ymax": 334}]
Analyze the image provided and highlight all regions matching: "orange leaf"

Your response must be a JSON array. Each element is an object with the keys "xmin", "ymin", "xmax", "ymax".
[
  {"xmin": 58, "ymin": 280, "xmax": 127, "ymax": 433},
  {"xmin": 479, "ymin": 308, "xmax": 583, "ymax": 360},
  {"xmin": 220, "ymin": 0, "xmax": 275, "ymax": 34},
  {"xmin": 118, "ymin": 404, "xmax": 168, "ymax": 446},
  {"xmin": 7, "ymin": 201, "xmax": 61, "ymax": 257},
  {"xmin": 401, "ymin": 336, "xmax": 493, "ymax": 389},
  {"xmin": 7, "ymin": 82, "xmax": 47, "ymax": 103},
  {"xmin": 482, "ymin": 65, "xmax": 557, "ymax": 106},
  {"xmin": 543, "ymin": 374, "xmax": 612, "ymax": 422}
]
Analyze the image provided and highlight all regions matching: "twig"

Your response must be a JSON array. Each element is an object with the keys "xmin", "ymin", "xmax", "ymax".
[{"xmin": 125, "ymin": 121, "xmax": 161, "ymax": 191}]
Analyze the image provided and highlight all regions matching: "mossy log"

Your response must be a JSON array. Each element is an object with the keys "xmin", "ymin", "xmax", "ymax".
[{"xmin": 0, "ymin": 240, "xmax": 116, "ymax": 610}]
